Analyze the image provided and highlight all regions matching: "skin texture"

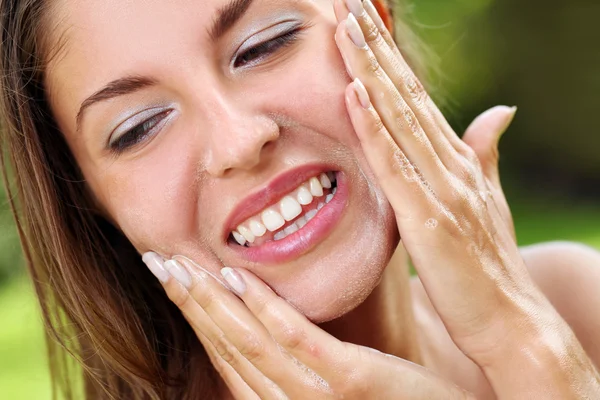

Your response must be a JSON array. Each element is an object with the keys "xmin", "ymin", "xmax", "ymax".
[
  {"xmin": 46, "ymin": 0, "xmax": 398, "ymax": 323},
  {"xmin": 44, "ymin": 0, "xmax": 600, "ymax": 398}
]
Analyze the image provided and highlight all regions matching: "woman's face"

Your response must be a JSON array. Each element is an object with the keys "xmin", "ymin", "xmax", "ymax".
[{"xmin": 46, "ymin": 0, "xmax": 398, "ymax": 322}]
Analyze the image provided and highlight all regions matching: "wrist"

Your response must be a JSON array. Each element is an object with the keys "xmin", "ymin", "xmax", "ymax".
[{"xmin": 480, "ymin": 311, "xmax": 599, "ymax": 398}]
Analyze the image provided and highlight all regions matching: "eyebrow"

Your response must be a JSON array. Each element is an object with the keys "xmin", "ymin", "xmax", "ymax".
[
  {"xmin": 75, "ymin": 75, "xmax": 157, "ymax": 133},
  {"xmin": 75, "ymin": 0, "xmax": 256, "ymax": 133},
  {"xmin": 209, "ymin": 0, "xmax": 256, "ymax": 41}
]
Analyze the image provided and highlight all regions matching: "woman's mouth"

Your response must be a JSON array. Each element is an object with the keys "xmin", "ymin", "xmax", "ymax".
[
  {"xmin": 225, "ymin": 167, "xmax": 348, "ymax": 264},
  {"xmin": 230, "ymin": 172, "xmax": 337, "ymax": 247}
]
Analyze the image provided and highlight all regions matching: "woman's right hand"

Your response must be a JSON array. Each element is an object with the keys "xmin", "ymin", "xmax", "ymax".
[{"xmin": 142, "ymin": 253, "xmax": 475, "ymax": 400}]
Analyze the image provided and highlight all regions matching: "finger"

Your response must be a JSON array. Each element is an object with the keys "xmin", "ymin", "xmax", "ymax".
[
  {"xmin": 343, "ymin": 78, "xmax": 441, "ymax": 225},
  {"xmin": 172, "ymin": 256, "xmax": 329, "ymax": 398},
  {"xmin": 336, "ymin": 0, "xmax": 475, "ymax": 162},
  {"xmin": 462, "ymin": 106, "xmax": 517, "ymax": 188},
  {"xmin": 195, "ymin": 330, "xmax": 262, "ymax": 400},
  {"xmin": 150, "ymin": 256, "xmax": 286, "ymax": 400},
  {"xmin": 463, "ymin": 106, "xmax": 518, "ymax": 239},
  {"xmin": 221, "ymin": 267, "xmax": 350, "ymax": 390},
  {"xmin": 334, "ymin": 13, "xmax": 451, "ymax": 189},
  {"xmin": 342, "ymin": 0, "xmax": 463, "ymax": 172}
]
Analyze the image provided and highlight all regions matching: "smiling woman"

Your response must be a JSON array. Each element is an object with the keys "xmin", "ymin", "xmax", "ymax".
[{"xmin": 1, "ymin": 0, "xmax": 600, "ymax": 399}]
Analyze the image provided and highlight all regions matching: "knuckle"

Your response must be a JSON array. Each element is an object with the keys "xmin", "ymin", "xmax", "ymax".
[
  {"xmin": 344, "ymin": 370, "xmax": 371, "ymax": 396},
  {"xmin": 400, "ymin": 105, "xmax": 420, "ymax": 135},
  {"xmin": 364, "ymin": 23, "xmax": 380, "ymax": 43},
  {"xmin": 403, "ymin": 70, "xmax": 428, "ymax": 104},
  {"xmin": 371, "ymin": 113, "xmax": 387, "ymax": 135},
  {"xmin": 166, "ymin": 287, "xmax": 194, "ymax": 310},
  {"xmin": 453, "ymin": 155, "xmax": 481, "ymax": 191},
  {"xmin": 331, "ymin": 349, "xmax": 372, "ymax": 396},
  {"xmin": 190, "ymin": 285, "xmax": 219, "ymax": 311},
  {"xmin": 462, "ymin": 146, "xmax": 480, "ymax": 167},
  {"xmin": 214, "ymin": 335, "xmax": 237, "ymax": 366},
  {"xmin": 236, "ymin": 333, "xmax": 265, "ymax": 363},
  {"xmin": 251, "ymin": 295, "xmax": 271, "ymax": 321},
  {"xmin": 365, "ymin": 53, "xmax": 381, "ymax": 75},
  {"xmin": 461, "ymin": 164, "xmax": 480, "ymax": 190},
  {"xmin": 450, "ymin": 190, "xmax": 472, "ymax": 214},
  {"xmin": 277, "ymin": 323, "xmax": 308, "ymax": 353}
]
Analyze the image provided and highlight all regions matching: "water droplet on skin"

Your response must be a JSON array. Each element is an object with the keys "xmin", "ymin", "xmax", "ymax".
[{"xmin": 425, "ymin": 218, "xmax": 438, "ymax": 230}]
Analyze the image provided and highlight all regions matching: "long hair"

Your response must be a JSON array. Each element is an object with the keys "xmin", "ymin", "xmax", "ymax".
[
  {"xmin": 0, "ymin": 0, "xmax": 423, "ymax": 398},
  {"xmin": 0, "ymin": 0, "xmax": 218, "ymax": 398}
]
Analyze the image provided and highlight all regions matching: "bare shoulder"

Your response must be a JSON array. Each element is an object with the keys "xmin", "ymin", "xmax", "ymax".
[{"xmin": 520, "ymin": 241, "xmax": 600, "ymax": 366}]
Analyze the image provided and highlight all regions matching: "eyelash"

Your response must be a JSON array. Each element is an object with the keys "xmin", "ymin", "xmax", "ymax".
[
  {"xmin": 109, "ymin": 28, "xmax": 303, "ymax": 154},
  {"xmin": 233, "ymin": 27, "xmax": 302, "ymax": 68},
  {"xmin": 110, "ymin": 110, "xmax": 172, "ymax": 153}
]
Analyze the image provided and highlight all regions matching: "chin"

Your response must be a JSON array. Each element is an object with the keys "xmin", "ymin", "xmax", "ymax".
[
  {"xmin": 270, "ymin": 193, "xmax": 399, "ymax": 324},
  {"xmin": 289, "ymin": 229, "xmax": 398, "ymax": 323}
]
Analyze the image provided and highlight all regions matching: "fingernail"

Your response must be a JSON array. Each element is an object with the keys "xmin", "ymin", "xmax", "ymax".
[
  {"xmin": 364, "ymin": 0, "xmax": 387, "ymax": 32},
  {"xmin": 221, "ymin": 267, "xmax": 247, "ymax": 296},
  {"xmin": 500, "ymin": 106, "xmax": 518, "ymax": 138},
  {"xmin": 142, "ymin": 252, "xmax": 170, "ymax": 283},
  {"xmin": 346, "ymin": 13, "xmax": 367, "ymax": 49},
  {"xmin": 345, "ymin": 0, "xmax": 364, "ymax": 18},
  {"xmin": 164, "ymin": 259, "xmax": 192, "ymax": 288},
  {"xmin": 353, "ymin": 78, "xmax": 371, "ymax": 109}
]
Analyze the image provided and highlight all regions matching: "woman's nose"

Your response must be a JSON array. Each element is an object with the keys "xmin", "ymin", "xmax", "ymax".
[{"xmin": 203, "ymin": 98, "xmax": 280, "ymax": 177}]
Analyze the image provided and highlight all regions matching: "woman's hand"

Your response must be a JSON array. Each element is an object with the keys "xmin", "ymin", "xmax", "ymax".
[
  {"xmin": 142, "ymin": 254, "xmax": 475, "ymax": 399},
  {"xmin": 334, "ymin": 0, "xmax": 600, "ymax": 397}
]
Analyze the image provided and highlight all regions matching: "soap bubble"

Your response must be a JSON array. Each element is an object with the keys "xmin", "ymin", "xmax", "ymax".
[{"xmin": 425, "ymin": 218, "xmax": 438, "ymax": 230}]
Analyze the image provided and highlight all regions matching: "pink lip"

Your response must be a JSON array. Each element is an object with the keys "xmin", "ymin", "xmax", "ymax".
[
  {"xmin": 222, "ymin": 163, "xmax": 340, "ymax": 242},
  {"xmin": 229, "ymin": 171, "xmax": 348, "ymax": 265}
]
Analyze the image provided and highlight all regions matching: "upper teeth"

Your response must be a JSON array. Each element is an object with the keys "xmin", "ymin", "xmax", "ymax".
[{"xmin": 231, "ymin": 172, "xmax": 336, "ymax": 246}]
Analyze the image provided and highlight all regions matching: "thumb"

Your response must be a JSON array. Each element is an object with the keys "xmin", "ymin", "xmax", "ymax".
[{"xmin": 462, "ymin": 105, "xmax": 517, "ymax": 187}]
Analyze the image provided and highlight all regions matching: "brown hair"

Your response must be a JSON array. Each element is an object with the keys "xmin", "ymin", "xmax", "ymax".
[{"xmin": 0, "ymin": 0, "xmax": 423, "ymax": 398}]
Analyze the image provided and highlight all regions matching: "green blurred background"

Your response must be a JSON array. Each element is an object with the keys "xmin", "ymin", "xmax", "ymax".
[{"xmin": 1, "ymin": 0, "xmax": 599, "ymax": 398}]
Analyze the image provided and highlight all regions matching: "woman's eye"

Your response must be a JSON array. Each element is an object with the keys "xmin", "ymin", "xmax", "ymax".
[
  {"xmin": 109, "ymin": 110, "xmax": 172, "ymax": 154},
  {"xmin": 234, "ymin": 28, "xmax": 302, "ymax": 68}
]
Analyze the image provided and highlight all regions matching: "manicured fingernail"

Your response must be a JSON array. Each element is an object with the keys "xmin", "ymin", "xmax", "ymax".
[
  {"xmin": 221, "ymin": 267, "xmax": 247, "ymax": 296},
  {"xmin": 364, "ymin": 0, "xmax": 387, "ymax": 32},
  {"xmin": 142, "ymin": 252, "xmax": 170, "ymax": 283},
  {"xmin": 353, "ymin": 78, "xmax": 371, "ymax": 109},
  {"xmin": 345, "ymin": 0, "xmax": 364, "ymax": 18},
  {"xmin": 164, "ymin": 259, "xmax": 192, "ymax": 288},
  {"xmin": 346, "ymin": 13, "xmax": 367, "ymax": 49}
]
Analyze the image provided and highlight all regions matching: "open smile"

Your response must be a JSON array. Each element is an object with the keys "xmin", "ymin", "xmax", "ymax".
[{"xmin": 224, "ymin": 165, "xmax": 348, "ymax": 264}]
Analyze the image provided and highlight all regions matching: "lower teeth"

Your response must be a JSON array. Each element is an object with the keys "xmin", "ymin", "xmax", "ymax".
[
  {"xmin": 272, "ymin": 189, "xmax": 335, "ymax": 242},
  {"xmin": 239, "ymin": 174, "xmax": 338, "ymax": 245}
]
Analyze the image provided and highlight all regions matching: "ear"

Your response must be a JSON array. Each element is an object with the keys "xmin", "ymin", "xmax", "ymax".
[{"xmin": 371, "ymin": 0, "xmax": 394, "ymax": 36}]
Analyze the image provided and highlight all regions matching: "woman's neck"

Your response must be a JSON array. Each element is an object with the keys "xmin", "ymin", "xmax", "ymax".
[{"xmin": 319, "ymin": 244, "xmax": 423, "ymax": 364}]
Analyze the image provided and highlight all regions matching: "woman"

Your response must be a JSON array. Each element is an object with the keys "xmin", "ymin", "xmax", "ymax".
[{"xmin": 1, "ymin": 0, "xmax": 599, "ymax": 398}]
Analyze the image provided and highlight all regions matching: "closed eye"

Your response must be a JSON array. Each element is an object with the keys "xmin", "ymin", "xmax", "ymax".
[
  {"xmin": 109, "ymin": 109, "xmax": 173, "ymax": 154},
  {"xmin": 233, "ymin": 27, "xmax": 303, "ymax": 68}
]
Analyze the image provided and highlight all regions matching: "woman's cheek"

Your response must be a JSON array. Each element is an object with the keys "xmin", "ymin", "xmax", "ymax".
[{"xmin": 99, "ymin": 148, "xmax": 200, "ymax": 253}]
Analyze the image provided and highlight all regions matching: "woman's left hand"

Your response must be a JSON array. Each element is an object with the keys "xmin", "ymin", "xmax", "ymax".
[{"xmin": 334, "ymin": 0, "xmax": 600, "ymax": 397}]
